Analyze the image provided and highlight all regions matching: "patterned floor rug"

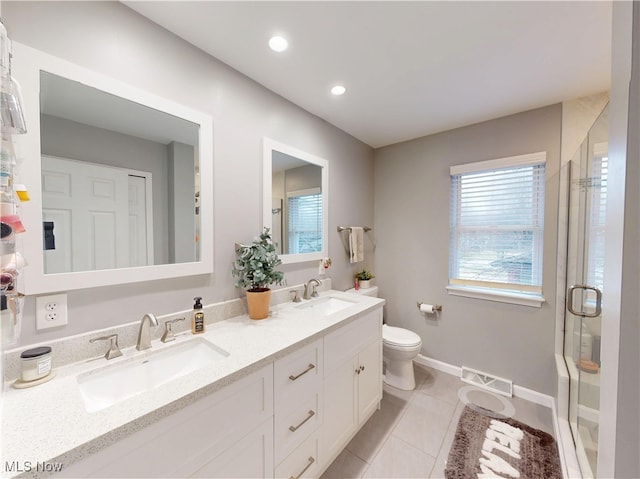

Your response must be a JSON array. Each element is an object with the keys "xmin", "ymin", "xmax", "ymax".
[{"xmin": 444, "ymin": 405, "xmax": 562, "ymax": 479}]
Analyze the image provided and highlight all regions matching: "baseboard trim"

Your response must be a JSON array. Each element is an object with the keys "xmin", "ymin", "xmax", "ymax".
[
  {"xmin": 513, "ymin": 384, "xmax": 555, "ymax": 408},
  {"xmin": 414, "ymin": 354, "xmax": 461, "ymax": 377},
  {"xmin": 414, "ymin": 354, "xmax": 554, "ymax": 407}
]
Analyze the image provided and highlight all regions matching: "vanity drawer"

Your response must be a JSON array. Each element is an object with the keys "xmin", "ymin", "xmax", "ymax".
[
  {"xmin": 275, "ymin": 432, "xmax": 320, "ymax": 479},
  {"xmin": 324, "ymin": 309, "xmax": 382, "ymax": 375},
  {"xmin": 274, "ymin": 390, "xmax": 322, "ymax": 465},
  {"xmin": 274, "ymin": 338, "xmax": 322, "ymax": 406}
]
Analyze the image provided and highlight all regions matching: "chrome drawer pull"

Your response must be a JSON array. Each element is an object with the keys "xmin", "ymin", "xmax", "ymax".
[
  {"xmin": 289, "ymin": 410, "xmax": 315, "ymax": 432},
  {"xmin": 289, "ymin": 456, "xmax": 315, "ymax": 479},
  {"xmin": 289, "ymin": 363, "xmax": 315, "ymax": 381}
]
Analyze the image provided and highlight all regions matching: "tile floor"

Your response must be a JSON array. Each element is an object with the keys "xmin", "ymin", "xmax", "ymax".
[{"xmin": 321, "ymin": 363, "xmax": 555, "ymax": 478}]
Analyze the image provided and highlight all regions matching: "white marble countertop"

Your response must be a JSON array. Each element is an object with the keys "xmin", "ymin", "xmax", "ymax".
[{"xmin": 0, "ymin": 290, "xmax": 384, "ymax": 478}]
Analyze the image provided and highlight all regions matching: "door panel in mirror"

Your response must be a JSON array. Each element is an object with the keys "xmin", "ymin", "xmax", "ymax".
[
  {"xmin": 41, "ymin": 155, "xmax": 156, "ymax": 273},
  {"xmin": 263, "ymin": 138, "xmax": 328, "ymax": 264}
]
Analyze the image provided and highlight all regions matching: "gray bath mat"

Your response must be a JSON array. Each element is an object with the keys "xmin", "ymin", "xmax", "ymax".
[{"xmin": 444, "ymin": 405, "xmax": 562, "ymax": 479}]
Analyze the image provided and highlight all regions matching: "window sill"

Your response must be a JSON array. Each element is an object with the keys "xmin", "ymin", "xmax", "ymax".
[{"xmin": 446, "ymin": 285, "xmax": 545, "ymax": 308}]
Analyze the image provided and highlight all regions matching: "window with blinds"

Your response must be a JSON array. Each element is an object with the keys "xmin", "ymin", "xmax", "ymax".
[
  {"xmin": 287, "ymin": 188, "xmax": 322, "ymax": 254},
  {"xmin": 448, "ymin": 152, "xmax": 546, "ymax": 297},
  {"xmin": 586, "ymin": 145, "xmax": 608, "ymax": 292}
]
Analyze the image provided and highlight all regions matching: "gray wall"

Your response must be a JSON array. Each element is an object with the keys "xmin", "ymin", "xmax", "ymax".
[
  {"xmin": 373, "ymin": 104, "xmax": 561, "ymax": 394},
  {"xmin": 285, "ymin": 164, "xmax": 322, "ymax": 193},
  {"xmin": 168, "ymin": 141, "xmax": 196, "ymax": 264},
  {"xmin": 4, "ymin": 1, "xmax": 374, "ymax": 346}
]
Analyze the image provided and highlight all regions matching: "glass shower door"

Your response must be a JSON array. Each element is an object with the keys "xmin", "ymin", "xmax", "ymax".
[{"xmin": 563, "ymin": 104, "xmax": 608, "ymax": 478}]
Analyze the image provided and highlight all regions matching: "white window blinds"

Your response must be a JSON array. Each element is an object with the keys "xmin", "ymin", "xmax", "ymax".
[
  {"xmin": 586, "ymin": 145, "xmax": 607, "ymax": 292},
  {"xmin": 449, "ymin": 152, "xmax": 546, "ymax": 295},
  {"xmin": 287, "ymin": 188, "xmax": 322, "ymax": 254}
]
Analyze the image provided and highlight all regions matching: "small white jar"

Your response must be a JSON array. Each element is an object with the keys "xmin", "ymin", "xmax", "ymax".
[{"xmin": 20, "ymin": 346, "xmax": 52, "ymax": 382}]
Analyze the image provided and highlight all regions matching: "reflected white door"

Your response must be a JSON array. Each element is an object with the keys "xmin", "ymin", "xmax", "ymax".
[
  {"xmin": 128, "ymin": 175, "xmax": 154, "ymax": 267},
  {"xmin": 42, "ymin": 156, "xmax": 151, "ymax": 273},
  {"xmin": 563, "ymin": 106, "xmax": 608, "ymax": 478}
]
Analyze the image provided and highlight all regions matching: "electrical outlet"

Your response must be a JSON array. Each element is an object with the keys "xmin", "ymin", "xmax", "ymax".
[{"xmin": 36, "ymin": 293, "xmax": 68, "ymax": 330}]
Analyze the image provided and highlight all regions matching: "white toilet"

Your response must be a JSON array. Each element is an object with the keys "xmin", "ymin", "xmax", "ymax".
[
  {"xmin": 381, "ymin": 324, "xmax": 422, "ymax": 390},
  {"xmin": 347, "ymin": 286, "xmax": 423, "ymax": 391}
]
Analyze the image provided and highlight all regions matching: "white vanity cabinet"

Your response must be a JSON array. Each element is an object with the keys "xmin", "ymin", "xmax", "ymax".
[
  {"xmin": 46, "ymin": 304, "xmax": 383, "ymax": 479},
  {"xmin": 320, "ymin": 308, "xmax": 383, "ymax": 469},
  {"xmin": 59, "ymin": 365, "xmax": 274, "ymax": 479}
]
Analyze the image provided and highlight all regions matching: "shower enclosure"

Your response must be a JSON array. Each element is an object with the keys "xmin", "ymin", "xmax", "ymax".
[{"xmin": 561, "ymin": 103, "xmax": 608, "ymax": 478}]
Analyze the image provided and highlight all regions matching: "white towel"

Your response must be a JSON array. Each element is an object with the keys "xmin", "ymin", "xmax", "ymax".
[{"xmin": 349, "ymin": 227, "xmax": 364, "ymax": 263}]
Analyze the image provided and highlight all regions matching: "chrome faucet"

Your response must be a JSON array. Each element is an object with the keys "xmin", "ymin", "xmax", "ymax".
[
  {"xmin": 161, "ymin": 317, "xmax": 185, "ymax": 343},
  {"xmin": 90, "ymin": 334, "xmax": 123, "ymax": 360},
  {"xmin": 136, "ymin": 313, "xmax": 158, "ymax": 351},
  {"xmin": 303, "ymin": 278, "xmax": 321, "ymax": 300}
]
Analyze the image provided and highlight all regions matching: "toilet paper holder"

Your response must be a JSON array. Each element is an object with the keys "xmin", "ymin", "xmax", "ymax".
[{"xmin": 416, "ymin": 302, "xmax": 442, "ymax": 313}]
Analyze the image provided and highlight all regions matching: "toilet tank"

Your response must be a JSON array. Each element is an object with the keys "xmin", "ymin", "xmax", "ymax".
[{"xmin": 345, "ymin": 286, "xmax": 378, "ymax": 298}]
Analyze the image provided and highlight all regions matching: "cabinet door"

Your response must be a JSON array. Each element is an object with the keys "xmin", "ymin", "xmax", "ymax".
[
  {"xmin": 321, "ymin": 357, "xmax": 358, "ymax": 464},
  {"xmin": 357, "ymin": 340, "xmax": 382, "ymax": 423},
  {"xmin": 324, "ymin": 310, "xmax": 380, "ymax": 376},
  {"xmin": 190, "ymin": 417, "xmax": 274, "ymax": 478}
]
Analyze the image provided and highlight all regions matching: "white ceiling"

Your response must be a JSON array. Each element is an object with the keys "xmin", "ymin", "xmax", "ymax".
[{"xmin": 124, "ymin": 1, "xmax": 612, "ymax": 149}]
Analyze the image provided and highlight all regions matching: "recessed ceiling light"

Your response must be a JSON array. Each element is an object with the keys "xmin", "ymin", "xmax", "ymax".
[
  {"xmin": 331, "ymin": 85, "xmax": 346, "ymax": 96},
  {"xmin": 268, "ymin": 36, "xmax": 288, "ymax": 52}
]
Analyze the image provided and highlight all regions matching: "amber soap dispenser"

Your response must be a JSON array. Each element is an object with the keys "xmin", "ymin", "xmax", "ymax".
[{"xmin": 192, "ymin": 296, "xmax": 205, "ymax": 334}]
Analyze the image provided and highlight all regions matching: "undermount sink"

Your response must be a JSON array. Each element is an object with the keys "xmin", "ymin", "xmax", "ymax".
[
  {"xmin": 77, "ymin": 338, "xmax": 229, "ymax": 413},
  {"xmin": 295, "ymin": 295, "xmax": 358, "ymax": 316}
]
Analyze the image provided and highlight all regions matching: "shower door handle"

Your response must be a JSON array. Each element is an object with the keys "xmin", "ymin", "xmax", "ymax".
[{"xmin": 567, "ymin": 285, "xmax": 602, "ymax": 318}]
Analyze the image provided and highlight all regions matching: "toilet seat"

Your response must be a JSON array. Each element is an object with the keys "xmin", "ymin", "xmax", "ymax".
[{"xmin": 382, "ymin": 324, "xmax": 421, "ymax": 348}]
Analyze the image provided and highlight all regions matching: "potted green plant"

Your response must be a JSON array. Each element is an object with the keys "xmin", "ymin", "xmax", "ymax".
[
  {"xmin": 354, "ymin": 269, "xmax": 375, "ymax": 289},
  {"xmin": 232, "ymin": 228, "xmax": 285, "ymax": 319}
]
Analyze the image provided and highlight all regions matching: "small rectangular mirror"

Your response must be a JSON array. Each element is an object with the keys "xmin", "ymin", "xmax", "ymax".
[{"xmin": 263, "ymin": 138, "xmax": 328, "ymax": 264}]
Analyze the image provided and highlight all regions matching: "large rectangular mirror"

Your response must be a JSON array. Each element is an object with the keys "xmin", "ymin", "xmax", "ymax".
[
  {"xmin": 263, "ymin": 138, "xmax": 328, "ymax": 264},
  {"xmin": 40, "ymin": 71, "xmax": 200, "ymax": 273},
  {"xmin": 13, "ymin": 43, "xmax": 213, "ymax": 294}
]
